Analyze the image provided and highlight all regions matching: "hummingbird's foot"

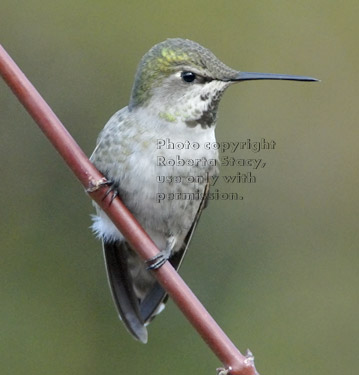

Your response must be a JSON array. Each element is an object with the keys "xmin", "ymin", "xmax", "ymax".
[
  {"xmin": 146, "ymin": 237, "xmax": 175, "ymax": 270},
  {"xmin": 102, "ymin": 180, "xmax": 120, "ymax": 204},
  {"xmin": 146, "ymin": 251, "xmax": 170, "ymax": 270}
]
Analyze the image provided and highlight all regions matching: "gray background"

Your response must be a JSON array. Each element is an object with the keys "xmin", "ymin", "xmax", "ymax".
[{"xmin": 1, "ymin": 1, "xmax": 357, "ymax": 375}]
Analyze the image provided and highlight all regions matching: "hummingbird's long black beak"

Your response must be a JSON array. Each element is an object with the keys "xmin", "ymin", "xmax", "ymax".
[{"xmin": 232, "ymin": 71, "xmax": 319, "ymax": 82}]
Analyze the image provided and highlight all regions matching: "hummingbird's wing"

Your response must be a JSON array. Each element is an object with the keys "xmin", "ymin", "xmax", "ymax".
[
  {"xmin": 102, "ymin": 241, "xmax": 148, "ymax": 343},
  {"xmin": 139, "ymin": 180, "xmax": 210, "ymax": 323}
]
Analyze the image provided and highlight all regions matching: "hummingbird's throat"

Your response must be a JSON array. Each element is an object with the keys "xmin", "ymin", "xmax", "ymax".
[{"xmin": 157, "ymin": 80, "xmax": 229, "ymax": 128}]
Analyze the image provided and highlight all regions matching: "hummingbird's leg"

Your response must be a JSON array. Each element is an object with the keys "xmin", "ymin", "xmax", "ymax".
[{"xmin": 146, "ymin": 235, "xmax": 176, "ymax": 270}]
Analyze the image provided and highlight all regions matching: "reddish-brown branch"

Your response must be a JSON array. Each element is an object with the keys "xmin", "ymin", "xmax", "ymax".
[{"xmin": 0, "ymin": 44, "xmax": 258, "ymax": 375}]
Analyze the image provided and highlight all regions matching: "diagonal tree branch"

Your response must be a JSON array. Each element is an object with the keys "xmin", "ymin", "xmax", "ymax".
[{"xmin": 0, "ymin": 44, "xmax": 258, "ymax": 375}]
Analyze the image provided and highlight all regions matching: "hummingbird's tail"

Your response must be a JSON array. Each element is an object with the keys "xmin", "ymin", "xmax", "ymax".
[
  {"xmin": 101, "ymin": 181, "xmax": 210, "ymax": 343},
  {"xmin": 102, "ymin": 241, "xmax": 148, "ymax": 343}
]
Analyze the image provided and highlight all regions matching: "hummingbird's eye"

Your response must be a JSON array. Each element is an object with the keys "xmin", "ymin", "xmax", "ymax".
[{"xmin": 181, "ymin": 71, "xmax": 196, "ymax": 83}]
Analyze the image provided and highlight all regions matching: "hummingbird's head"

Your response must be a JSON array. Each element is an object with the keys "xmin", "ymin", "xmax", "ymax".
[
  {"xmin": 129, "ymin": 38, "xmax": 318, "ymax": 128},
  {"xmin": 129, "ymin": 38, "xmax": 239, "ymax": 127}
]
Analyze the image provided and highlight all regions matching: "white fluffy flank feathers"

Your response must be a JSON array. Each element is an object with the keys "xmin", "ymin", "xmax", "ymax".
[{"xmin": 90, "ymin": 214, "xmax": 124, "ymax": 243}]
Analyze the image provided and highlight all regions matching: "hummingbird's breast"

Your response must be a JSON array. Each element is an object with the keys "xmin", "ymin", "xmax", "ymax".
[{"xmin": 91, "ymin": 107, "xmax": 219, "ymax": 251}]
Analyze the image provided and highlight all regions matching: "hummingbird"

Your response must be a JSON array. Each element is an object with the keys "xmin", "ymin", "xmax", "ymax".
[{"xmin": 90, "ymin": 38, "xmax": 318, "ymax": 343}]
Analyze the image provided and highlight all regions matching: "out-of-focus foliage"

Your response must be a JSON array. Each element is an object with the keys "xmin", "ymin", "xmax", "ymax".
[{"xmin": 1, "ymin": 1, "xmax": 358, "ymax": 375}]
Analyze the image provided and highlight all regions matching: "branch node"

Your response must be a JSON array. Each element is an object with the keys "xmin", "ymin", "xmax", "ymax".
[
  {"xmin": 216, "ymin": 366, "xmax": 232, "ymax": 375},
  {"xmin": 86, "ymin": 177, "xmax": 108, "ymax": 193},
  {"xmin": 244, "ymin": 349, "xmax": 259, "ymax": 375}
]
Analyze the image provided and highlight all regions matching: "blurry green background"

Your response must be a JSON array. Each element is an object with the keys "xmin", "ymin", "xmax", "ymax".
[{"xmin": 1, "ymin": 1, "xmax": 358, "ymax": 375}]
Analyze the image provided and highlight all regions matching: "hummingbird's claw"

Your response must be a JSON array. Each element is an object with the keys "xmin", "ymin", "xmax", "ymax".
[
  {"xmin": 146, "ymin": 252, "xmax": 169, "ymax": 270},
  {"xmin": 102, "ymin": 181, "xmax": 120, "ymax": 204},
  {"xmin": 146, "ymin": 237, "xmax": 175, "ymax": 270}
]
